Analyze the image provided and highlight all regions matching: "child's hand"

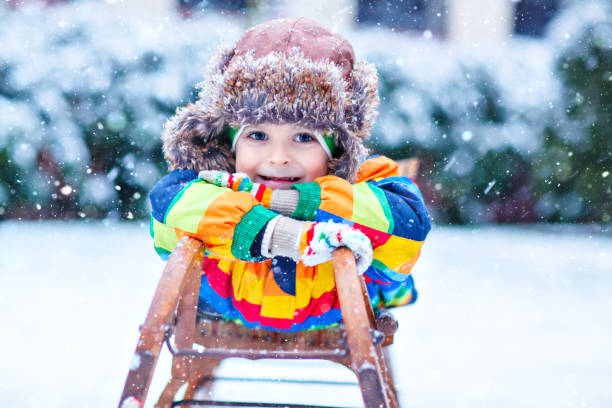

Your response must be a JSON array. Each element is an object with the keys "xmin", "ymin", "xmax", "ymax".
[
  {"xmin": 263, "ymin": 217, "xmax": 373, "ymax": 274},
  {"xmin": 199, "ymin": 170, "xmax": 273, "ymax": 206},
  {"xmin": 199, "ymin": 170, "xmax": 253, "ymax": 191},
  {"xmin": 199, "ymin": 170, "xmax": 305, "ymax": 216},
  {"xmin": 301, "ymin": 220, "xmax": 373, "ymax": 274}
]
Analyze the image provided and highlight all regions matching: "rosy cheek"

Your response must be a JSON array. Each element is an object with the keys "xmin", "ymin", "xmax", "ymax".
[
  {"xmin": 304, "ymin": 158, "xmax": 329, "ymax": 182},
  {"xmin": 235, "ymin": 156, "xmax": 255, "ymax": 178}
]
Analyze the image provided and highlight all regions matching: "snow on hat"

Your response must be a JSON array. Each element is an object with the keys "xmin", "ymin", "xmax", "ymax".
[{"xmin": 161, "ymin": 17, "xmax": 380, "ymax": 181}]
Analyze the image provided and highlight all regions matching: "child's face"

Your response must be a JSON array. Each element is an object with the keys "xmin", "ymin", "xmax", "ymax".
[{"xmin": 235, "ymin": 122, "xmax": 329, "ymax": 190}]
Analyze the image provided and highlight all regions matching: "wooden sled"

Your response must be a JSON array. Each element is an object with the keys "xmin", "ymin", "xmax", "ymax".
[
  {"xmin": 119, "ymin": 158, "xmax": 421, "ymax": 408},
  {"xmin": 119, "ymin": 237, "xmax": 400, "ymax": 408}
]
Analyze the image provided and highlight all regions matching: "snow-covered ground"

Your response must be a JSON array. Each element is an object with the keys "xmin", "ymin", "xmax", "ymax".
[{"xmin": 1, "ymin": 221, "xmax": 611, "ymax": 407}]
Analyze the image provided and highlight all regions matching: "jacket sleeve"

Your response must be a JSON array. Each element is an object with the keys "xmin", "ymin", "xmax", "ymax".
[
  {"xmin": 290, "ymin": 156, "xmax": 431, "ymax": 285},
  {"xmin": 149, "ymin": 169, "xmax": 278, "ymax": 261}
]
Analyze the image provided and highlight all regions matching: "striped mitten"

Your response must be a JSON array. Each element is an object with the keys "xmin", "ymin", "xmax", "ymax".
[
  {"xmin": 261, "ymin": 217, "xmax": 373, "ymax": 274},
  {"xmin": 199, "ymin": 170, "xmax": 299, "ymax": 215}
]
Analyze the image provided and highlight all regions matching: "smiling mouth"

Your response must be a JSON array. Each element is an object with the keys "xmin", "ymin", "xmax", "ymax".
[{"xmin": 260, "ymin": 176, "xmax": 300, "ymax": 182}]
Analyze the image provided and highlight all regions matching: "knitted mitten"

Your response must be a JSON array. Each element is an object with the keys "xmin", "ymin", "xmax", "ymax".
[
  {"xmin": 261, "ymin": 217, "xmax": 373, "ymax": 274},
  {"xmin": 198, "ymin": 170, "xmax": 298, "ymax": 215}
]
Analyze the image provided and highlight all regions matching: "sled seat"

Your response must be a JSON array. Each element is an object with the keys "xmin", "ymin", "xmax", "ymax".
[{"xmin": 191, "ymin": 305, "xmax": 396, "ymax": 357}]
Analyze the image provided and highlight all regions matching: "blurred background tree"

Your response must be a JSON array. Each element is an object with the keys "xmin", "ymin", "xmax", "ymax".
[
  {"xmin": 541, "ymin": 16, "xmax": 612, "ymax": 223},
  {"xmin": 0, "ymin": 0, "xmax": 609, "ymax": 224}
]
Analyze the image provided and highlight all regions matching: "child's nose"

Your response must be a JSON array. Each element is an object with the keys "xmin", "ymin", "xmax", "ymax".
[
  {"xmin": 269, "ymin": 156, "xmax": 291, "ymax": 165},
  {"xmin": 268, "ymin": 145, "xmax": 292, "ymax": 165}
]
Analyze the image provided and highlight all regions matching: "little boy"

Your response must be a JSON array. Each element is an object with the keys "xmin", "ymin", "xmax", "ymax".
[{"xmin": 149, "ymin": 18, "xmax": 431, "ymax": 332}]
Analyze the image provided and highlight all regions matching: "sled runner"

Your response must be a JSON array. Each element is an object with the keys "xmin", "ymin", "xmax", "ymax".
[{"xmin": 119, "ymin": 237, "xmax": 400, "ymax": 408}]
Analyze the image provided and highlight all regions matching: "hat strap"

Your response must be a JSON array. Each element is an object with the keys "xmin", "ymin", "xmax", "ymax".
[
  {"xmin": 229, "ymin": 125, "xmax": 247, "ymax": 152},
  {"xmin": 314, "ymin": 132, "xmax": 335, "ymax": 159}
]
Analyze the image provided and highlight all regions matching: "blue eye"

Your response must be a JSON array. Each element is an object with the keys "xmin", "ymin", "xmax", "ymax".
[
  {"xmin": 247, "ymin": 131, "xmax": 267, "ymax": 141},
  {"xmin": 295, "ymin": 133, "xmax": 314, "ymax": 143}
]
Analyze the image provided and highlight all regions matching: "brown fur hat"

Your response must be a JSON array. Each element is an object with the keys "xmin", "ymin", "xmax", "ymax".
[{"xmin": 161, "ymin": 17, "xmax": 380, "ymax": 181}]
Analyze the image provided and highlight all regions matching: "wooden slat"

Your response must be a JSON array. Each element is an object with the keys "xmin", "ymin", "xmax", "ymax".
[
  {"xmin": 332, "ymin": 248, "xmax": 389, "ymax": 408},
  {"xmin": 172, "ymin": 244, "xmax": 205, "ymax": 380},
  {"xmin": 118, "ymin": 236, "xmax": 204, "ymax": 408},
  {"xmin": 194, "ymin": 318, "xmax": 346, "ymax": 352}
]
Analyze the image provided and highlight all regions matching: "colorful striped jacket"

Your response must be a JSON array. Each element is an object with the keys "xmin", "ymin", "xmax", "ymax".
[{"xmin": 149, "ymin": 155, "xmax": 431, "ymax": 331}]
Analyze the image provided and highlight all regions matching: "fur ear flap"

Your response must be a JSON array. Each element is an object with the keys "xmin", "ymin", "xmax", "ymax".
[
  {"xmin": 161, "ymin": 103, "xmax": 235, "ymax": 173},
  {"xmin": 345, "ymin": 60, "xmax": 380, "ymax": 140},
  {"xmin": 327, "ymin": 127, "xmax": 369, "ymax": 182}
]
